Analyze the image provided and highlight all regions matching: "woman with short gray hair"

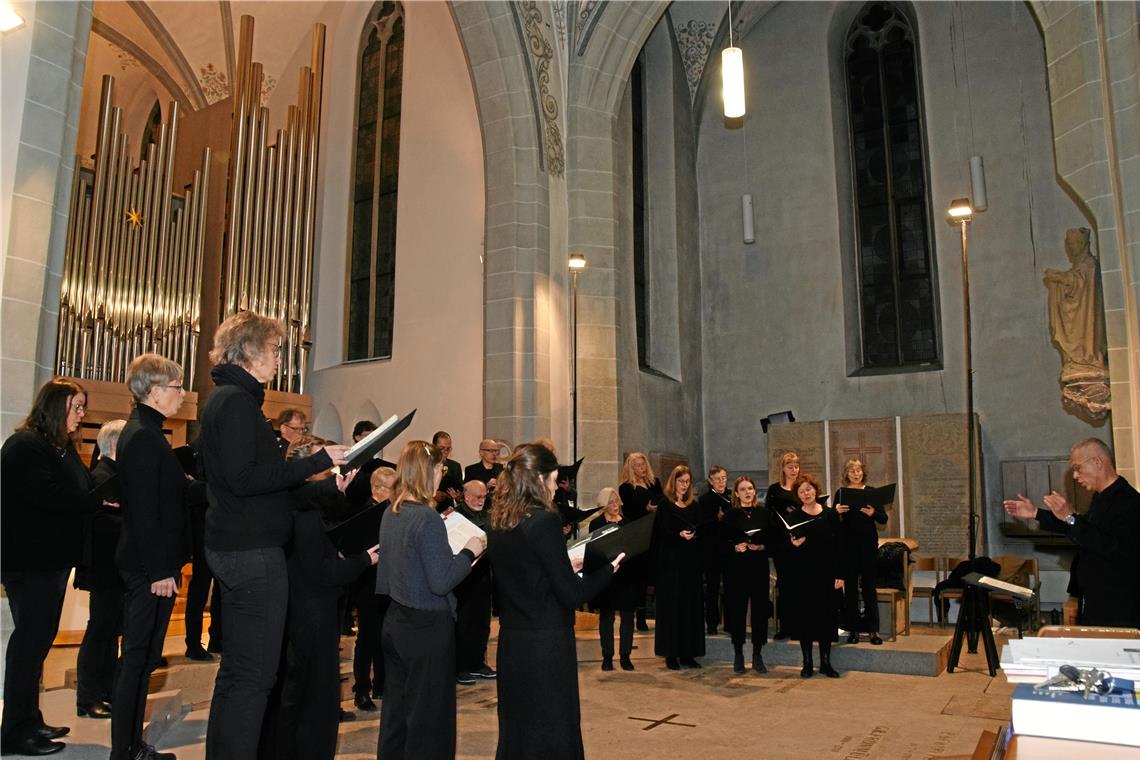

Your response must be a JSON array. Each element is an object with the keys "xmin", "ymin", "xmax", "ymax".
[
  {"xmin": 112, "ymin": 353, "xmax": 195, "ymax": 760},
  {"xmin": 198, "ymin": 311, "xmax": 348, "ymax": 759}
]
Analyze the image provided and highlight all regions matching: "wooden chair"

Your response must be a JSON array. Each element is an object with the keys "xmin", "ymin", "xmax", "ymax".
[
  {"xmin": 910, "ymin": 555, "xmax": 939, "ymax": 625},
  {"xmin": 935, "ymin": 556, "xmax": 969, "ymax": 625},
  {"xmin": 989, "ymin": 555, "xmax": 1041, "ymax": 636},
  {"xmin": 875, "ymin": 538, "xmax": 916, "ymax": 639}
]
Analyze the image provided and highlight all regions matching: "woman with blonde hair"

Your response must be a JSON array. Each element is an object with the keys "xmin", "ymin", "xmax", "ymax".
[
  {"xmin": 589, "ymin": 487, "xmax": 637, "ymax": 671},
  {"xmin": 619, "ymin": 451, "xmax": 662, "ymax": 631},
  {"xmin": 835, "ymin": 458, "xmax": 886, "ymax": 645},
  {"xmin": 766, "ymin": 450, "xmax": 801, "ymax": 640},
  {"xmin": 489, "ymin": 444, "xmax": 622, "ymax": 759},
  {"xmin": 375, "ymin": 441, "xmax": 483, "ymax": 760},
  {"xmin": 654, "ymin": 465, "xmax": 705, "ymax": 670}
]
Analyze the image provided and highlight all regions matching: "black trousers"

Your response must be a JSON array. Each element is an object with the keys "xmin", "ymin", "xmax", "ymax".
[
  {"xmin": 111, "ymin": 571, "xmax": 175, "ymax": 758},
  {"xmin": 724, "ymin": 570, "xmax": 770, "ymax": 647},
  {"xmin": 350, "ymin": 575, "xmax": 385, "ymax": 697},
  {"xmin": 701, "ymin": 558, "xmax": 723, "ymax": 631},
  {"xmin": 205, "ymin": 547, "xmax": 288, "ymax": 760},
  {"xmin": 185, "ymin": 508, "xmax": 222, "ymax": 649},
  {"xmin": 378, "ymin": 603, "xmax": 456, "ymax": 760},
  {"xmin": 843, "ymin": 553, "xmax": 880, "ymax": 632},
  {"xmin": 454, "ymin": 575, "xmax": 492, "ymax": 673},
  {"xmin": 598, "ymin": 606, "xmax": 634, "ymax": 658},
  {"xmin": 277, "ymin": 598, "xmax": 341, "ymax": 760},
  {"xmin": 76, "ymin": 585, "xmax": 124, "ymax": 705},
  {"xmin": 0, "ymin": 569, "xmax": 69, "ymax": 744}
]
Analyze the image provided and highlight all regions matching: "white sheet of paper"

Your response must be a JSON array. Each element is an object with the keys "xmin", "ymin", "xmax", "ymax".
[{"xmin": 442, "ymin": 510, "xmax": 486, "ymax": 556}]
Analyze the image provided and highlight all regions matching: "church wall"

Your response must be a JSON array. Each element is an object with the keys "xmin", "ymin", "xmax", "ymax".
[
  {"xmin": 696, "ymin": 2, "xmax": 1101, "ymax": 556},
  {"xmin": 306, "ymin": 1, "xmax": 485, "ymax": 456},
  {"xmin": 615, "ymin": 16, "xmax": 704, "ymax": 473}
]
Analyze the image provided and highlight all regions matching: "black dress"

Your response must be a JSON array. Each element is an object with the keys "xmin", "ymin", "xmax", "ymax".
[
  {"xmin": 489, "ymin": 507, "xmax": 613, "ymax": 760},
  {"xmin": 618, "ymin": 481, "xmax": 662, "ymax": 616},
  {"xmin": 778, "ymin": 507, "xmax": 842, "ymax": 642},
  {"xmin": 653, "ymin": 502, "xmax": 705, "ymax": 659},
  {"xmin": 835, "ymin": 487, "xmax": 887, "ymax": 632},
  {"xmin": 721, "ymin": 506, "xmax": 772, "ymax": 646},
  {"xmin": 765, "ymin": 483, "xmax": 799, "ymax": 631}
]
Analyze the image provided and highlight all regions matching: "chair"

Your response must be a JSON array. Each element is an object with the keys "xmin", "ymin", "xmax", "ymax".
[
  {"xmin": 875, "ymin": 538, "xmax": 916, "ymax": 640},
  {"xmin": 910, "ymin": 555, "xmax": 939, "ymax": 625},
  {"xmin": 935, "ymin": 556, "xmax": 969, "ymax": 625},
  {"xmin": 989, "ymin": 555, "xmax": 1041, "ymax": 636}
]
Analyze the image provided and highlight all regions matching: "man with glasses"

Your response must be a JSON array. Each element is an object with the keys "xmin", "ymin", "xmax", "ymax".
[
  {"xmin": 464, "ymin": 439, "xmax": 503, "ymax": 494},
  {"xmin": 275, "ymin": 409, "xmax": 308, "ymax": 456},
  {"xmin": 1004, "ymin": 438, "xmax": 1140, "ymax": 628}
]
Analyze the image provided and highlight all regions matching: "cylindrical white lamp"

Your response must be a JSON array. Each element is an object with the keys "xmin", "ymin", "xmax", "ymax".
[
  {"xmin": 970, "ymin": 155, "xmax": 988, "ymax": 212},
  {"xmin": 741, "ymin": 194, "xmax": 755, "ymax": 244},
  {"xmin": 722, "ymin": 47, "xmax": 746, "ymax": 118}
]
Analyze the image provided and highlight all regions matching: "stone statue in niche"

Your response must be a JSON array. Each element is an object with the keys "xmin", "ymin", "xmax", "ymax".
[{"xmin": 1043, "ymin": 227, "xmax": 1110, "ymax": 419}]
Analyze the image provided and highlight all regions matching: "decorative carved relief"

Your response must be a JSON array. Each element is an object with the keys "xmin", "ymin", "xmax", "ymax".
[
  {"xmin": 675, "ymin": 19, "xmax": 715, "ymax": 102},
  {"xmin": 517, "ymin": 1, "xmax": 565, "ymax": 177},
  {"xmin": 200, "ymin": 63, "xmax": 228, "ymax": 104},
  {"xmin": 109, "ymin": 43, "xmax": 141, "ymax": 71},
  {"xmin": 574, "ymin": 0, "xmax": 603, "ymax": 56},
  {"xmin": 552, "ymin": 0, "xmax": 567, "ymax": 48}
]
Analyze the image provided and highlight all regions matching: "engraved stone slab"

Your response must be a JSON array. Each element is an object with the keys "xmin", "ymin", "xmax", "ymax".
[
  {"xmin": 900, "ymin": 414, "xmax": 976, "ymax": 557},
  {"xmin": 767, "ymin": 421, "xmax": 825, "ymax": 486}
]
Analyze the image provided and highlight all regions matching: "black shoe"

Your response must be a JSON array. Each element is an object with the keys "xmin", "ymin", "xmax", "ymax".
[
  {"xmin": 354, "ymin": 693, "xmax": 377, "ymax": 712},
  {"xmin": 680, "ymin": 657, "xmax": 702, "ymax": 669},
  {"xmin": 870, "ymin": 633, "xmax": 883, "ymax": 645},
  {"xmin": 77, "ymin": 700, "xmax": 113, "ymax": 718},
  {"xmin": 155, "ymin": 656, "xmax": 169, "ymax": 668},
  {"xmin": 456, "ymin": 672, "xmax": 477, "ymax": 685},
  {"xmin": 620, "ymin": 656, "xmax": 635, "ymax": 671},
  {"xmin": 206, "ymin": 640, "xmax": 222, "ymax": 654},
  {"xmin": 31, "ymin": 725, "xmax": 69, "ymax": 740},
  {"xmin": 185, "ymin": 645, "xmax": 214, "ymax": 661},
  {"xmin": 139, "ymin": 743, "xmax": 176, "ymax": 760},
  {"xmin": 846, "ymin": 632, "xmax": 859, "ymax": 644},
  {"xmin": 339, "ymin": 709, "xmax": 356, "ymax": 722},
  {"xmin": 601, "ymin": 657, "xmax": 614, "ymax": 671},
  {"xmin": 473, "ymin": 664, "xmax": 497, "ymax": 679},
  {"xmin": 733, "ymin": 650, "xmax": 745, "ymax": 674},
  {"xmin": 665, "ymin": 657, "xmax": 680, "ymax": 670},
  {"xmin": 773, "ymin": 630, "xmax": 789, "ymax": 641},
  {"xmin": 1, "ymin": 735, "xmax": 65, "ymax": 755},
  {"xmin": 820, "ymin": 663, "xmax": 840, "ymax": 678},
  {"xmin": 752, "ymin": 652, "xmax": 767, "ymax": 674},
  {"xmin": 800, "ymin": 664, "xmax": 814, "ymax": 678},
  {"xmin": 371, "ymin": 687, "xmax": 383, "ymax": 699}
]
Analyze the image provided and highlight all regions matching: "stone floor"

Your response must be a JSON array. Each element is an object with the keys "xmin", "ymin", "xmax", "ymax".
[{"xmin": 6, "ymin": 622, "xmax": 1019, "ymax": 759}]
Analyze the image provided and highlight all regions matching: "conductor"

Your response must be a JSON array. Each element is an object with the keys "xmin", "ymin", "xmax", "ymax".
[{"xmin": 1004, "ymin": 438, "xmax": 1140, "ymax": 628}]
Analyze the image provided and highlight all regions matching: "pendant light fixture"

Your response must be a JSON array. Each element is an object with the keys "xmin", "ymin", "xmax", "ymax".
[{"xmin": 722, "ymin": 1, "xmax": 745, "ymax": 118}]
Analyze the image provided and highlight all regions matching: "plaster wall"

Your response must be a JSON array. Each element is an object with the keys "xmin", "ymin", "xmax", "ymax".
[
  {"xmin": 616, "ymin": 17, "xmax": 704, "ymax": 470},
  {"xmin": 696, "ymin": 1, "xmax": 1101, "ymax": 551},
  {"xmin": 307, "ymin": 1, "xmax": 485, "ymax": 456},
  {"xmin": 1, "ymin": 0, "xmax": 36, "ymax": 277}
]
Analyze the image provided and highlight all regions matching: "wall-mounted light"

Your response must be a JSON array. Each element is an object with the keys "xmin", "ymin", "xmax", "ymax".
[
  {"xmin": 722, "ymin": 1, "xmax": 745, "ymax": 118},
  {"xmin": 0, "ymin": 2, "xmax": 26, "ymax": 33}
]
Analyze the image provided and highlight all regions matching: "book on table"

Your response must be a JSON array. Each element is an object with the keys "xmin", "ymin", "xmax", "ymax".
[{"xmin": 1011, "ymin": 679, "xmax": 1140, "ymax": 747}]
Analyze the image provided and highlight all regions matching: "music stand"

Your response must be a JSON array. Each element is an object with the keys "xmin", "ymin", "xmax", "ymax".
[{"xmin": 946, "ymin": 572, "xmax": 1000, "ymax": 676}]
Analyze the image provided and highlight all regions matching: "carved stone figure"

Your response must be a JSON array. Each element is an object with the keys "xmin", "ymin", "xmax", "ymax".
[{"xmin": 1043, "ymin": 227, "xmax": 1110, "ymax": 419}]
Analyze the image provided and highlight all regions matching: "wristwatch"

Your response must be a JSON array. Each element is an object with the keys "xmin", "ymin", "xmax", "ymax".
[{"xmin": 1065, "ymin": 514, "xmax": 1077, "ymax": 525}]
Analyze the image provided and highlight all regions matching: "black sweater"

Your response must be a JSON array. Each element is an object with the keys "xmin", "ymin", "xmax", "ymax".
[
  {"xmin": 116, "ymin": 403, "xmax": 195, "ymax": 583},
  {"xmin": 199, "ymin": 364, "xmax": 333, "ymax": 550},
  {"xmin": 1, "ymin": 429, "xmax": 97, "ymax": 571}
]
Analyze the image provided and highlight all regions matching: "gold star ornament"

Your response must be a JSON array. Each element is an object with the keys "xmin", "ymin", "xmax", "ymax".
[{"xmin": 126, "ymin": 208, "xmax": 143, "ymax": 228}]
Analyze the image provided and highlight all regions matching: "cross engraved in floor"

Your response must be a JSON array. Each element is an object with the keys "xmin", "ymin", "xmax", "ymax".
[{"xmin": 627, "ymin": 713, "xmax": 697, "ymax": 731}]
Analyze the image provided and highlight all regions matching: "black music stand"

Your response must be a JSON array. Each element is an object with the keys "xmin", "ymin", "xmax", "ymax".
[{"xmin": 946, "ymin": 572, "xmax": 1000, "ymax": 676}]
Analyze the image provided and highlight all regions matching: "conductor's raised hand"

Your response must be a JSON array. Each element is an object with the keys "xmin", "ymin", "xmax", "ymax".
[
  {"xmin": 151, "ymin": 577, "xmax": 177, "ymax": 597},
  {"xmin": 611, "ymin": 552, "xmax": 626, "ymax": 572},
  {"xmin": 1003, "ymin": 494, "xmax": 1037, "ymax": 519},
  {"xmin": 320, "ymin": 444, "xmax": 349, "ymax": 466},
  {"xmin": 1042, "ymin": 490, "xmax": 1075, "ymax": 520}
]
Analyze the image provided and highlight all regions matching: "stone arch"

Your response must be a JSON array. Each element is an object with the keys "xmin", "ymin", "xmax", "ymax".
[
  {"xmin": 311, "ymin": 401, "xmax": 345, "ymax": 444},
  {"xmin": 450, "ymin": 1, "xmax": 554, "ymax": 447},
  {"xmin": 1023, "ymin": 0, "xmax": 1140, "ymax": 478}
]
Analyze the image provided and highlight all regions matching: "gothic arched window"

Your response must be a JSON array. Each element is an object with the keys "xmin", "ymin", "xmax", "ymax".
[
  {"xmin": 845, "ymin": 2, "xmax": 938, "ymax": 369},
  {"xmin": 347, "ymin": 2, "xmax": 404, "ymax": 361}
]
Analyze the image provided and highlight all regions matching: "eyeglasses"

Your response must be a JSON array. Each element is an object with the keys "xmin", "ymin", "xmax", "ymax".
[
  {"xmin": 161, "ymin": 383, "xmax": 185, "ymax": 391},
  {"xmin": 1071, "ymin": 456, "xmax": 1098, "ymax": 473},
  {"xmin": 479, "ymin": 448, "xmax": 498, "ymax": 453},
  {"xmin": 70, "ymin": 403, "xmax": 86, "ymax": 413},
  {"xmin": 284, "ymin": 424, "xmax": 309, "ymax": 433},
  {"xmin": 270, "ymin": 344, "xmax": 282, "ymax": 356}
]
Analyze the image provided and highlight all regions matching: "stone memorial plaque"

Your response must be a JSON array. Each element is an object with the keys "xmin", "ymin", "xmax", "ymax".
[
  {"xmin": 767, "ymin": 421, "xmax": 825, "ymax": 486},
  {"xmin": 900, "ymin": 414, "xmax": 978, "ymax": 557},
  {"xmin": 829, "ymin": 417, "xmax": 901, "ymax": 537}
]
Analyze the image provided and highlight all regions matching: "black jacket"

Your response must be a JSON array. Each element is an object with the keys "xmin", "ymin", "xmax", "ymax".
[
  {"xmin": 75, "ymin": 457, "xmax": 124, "ymax": 591},
  {"xmin": 288, "ymin": 498, "xmax": 373, "ymax": 606},
  {"xmin": 115, "ymin": 403, "xmax": 194, "ymax": 583},
  {"xmin": 1, "ymin": 429, "xmax": 97, "ymax": 571},
  {"xmin": 199, "ymin": 364, "xmax": 333, "ymax": 551},
  {"xmin": 1036, "ymin": 476, "xmax": 1140, "ymax": 627}
]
